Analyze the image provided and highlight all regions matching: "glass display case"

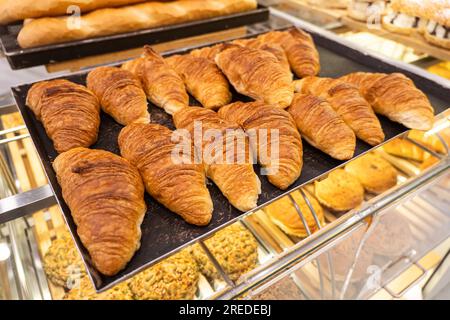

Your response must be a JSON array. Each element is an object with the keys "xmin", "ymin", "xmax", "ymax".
[{"xmin": 0, "ymin": 4, "xmax": 449, "ymax": 300}]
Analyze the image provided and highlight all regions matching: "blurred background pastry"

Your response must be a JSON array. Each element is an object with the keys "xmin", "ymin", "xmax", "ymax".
[
  {"xmin": 43, "ymin": 232, "xmax": 86, "ymax": 288},
  {"xmin": 348, "ymin": 0, "xmax": 388, "ymax": 22},
  {"xmin": 63, "ymin": 276, "xmax": 133, "ymax": 300},
  {"xmin": 315, "ymin": 169, "xmax": 365, "ymax": 212},
  {"xmin": 128, "ymin": 249, "xmax": 199, "ymax": 300},
  {"xmin": 263, "ymin": 190, "xmax": 324, "ymax": 238},
  {"xmin": 345, "ymin": 152, "xmax": 398, "ymax": 194},
  {"xmin": 308, "ymin": 0, "xmax": 349, "ymax": 9},
  {"xmin": 382, "ymin": 0, "xmax": 429, "ymax": 35},
  {"xmin": 423, "ymin": 3, "xmax": 450, "ymax": 49},
  {"xmin": 191, "ymin": 223, "xmax": 258, "ymax": 282}
]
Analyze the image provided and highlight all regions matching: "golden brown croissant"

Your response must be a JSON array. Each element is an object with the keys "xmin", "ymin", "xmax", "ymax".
[
  {"xmin": 53, "ymin": 147, "xmax": 146, "ymax": 276},
  {"xmin": 340, "ymin": 72, "xmax": 434, "ymax": 130},
  {"xmin": 218, "ymin": 101, "xmax": 303, "ymax": 190},
  {"xmin": 288, "ymin": 93, "xmax": 356, "ymax": 160},
  {"xmin": 26, "ymin": 79, "xmax": 100, "ymax": 153},
  {"xmin": 215, "ymin": 44, "xmax": 294, "ymax": 108},
  {"xmin": 173, "ymin": 107, "xmax": 261, "ymax": 211},
  {"xmin": 122, "ymin": 46, "xmax": 189, "ymax": 115},
  {"xmin": 231, "ymin": 38, "xmax": 292, "ymax": 76},
  {"xmin": 258, "ymin": 28, "xmax": 320, "ymax": 78},
  {"xmin": 294, "ymin": 76, "xmax": 384, "ymax": 146},
  {"xmin": 190, "ymin": 43, "xmax": 227, "ymax": 61},
  {"xmin": 86, "ymin": 66, "xmax": 149, "ymax": 126},
  {"xmin": 165, "ymin": 54, "xmax": 232, "ymax": 110},
  {"xmin": 118, "ymin": 123, "xmax": 213, "ymax": 226}
]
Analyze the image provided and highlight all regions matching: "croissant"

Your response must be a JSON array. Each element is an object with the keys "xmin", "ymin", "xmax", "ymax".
[
  {"xmin": 218, "ymin": 101, "xmax": 303, "ymax": 190},
  {"xmin": 165, "ymin": 54, "xmax": 232, "ymax": 110},
  {"xmin": 231, "ymin": 38, "xmax": 292, "ymax": 76},
  {"xmin": 86, "ymin": 66, "xmax": 149, "ymax": 126},
  {"xmin": 294, "ymin": 76, "xmax": 384, "ymax": 146},
  {"xmin": 122, "ymin": 46, "xmax": 189, "ymax": 115},
  {"xmin": 215, "ymin": 44, "xmax": 294, "ymax": 108},
  {"xmin": 119, "ymin": 123, "xmax": 213, "ymax": 226},
  {"xmin": 26, "ymin": 79, "xmax": 100, "ymax": 153},
  {"xmin": 53, "ymin": 147, "xmax": 146, "ymax": 276},
  {"xmin": 340, "ymin": 72, "xmax": 434, "ymax": 130},
  {"xmin": 288, "ymin": 93, "xmax": 356, "ymax": 160},
  {"xmin": 190, "ymin": 43, "xmax": 227, "ymax": 61},
  {"xmin": 258, "ymin": 28, "xmax": 320, "ymax": 78},
  {"xmin": 173, "ymin": 107, "xmax": 261, "ymax": 211}
]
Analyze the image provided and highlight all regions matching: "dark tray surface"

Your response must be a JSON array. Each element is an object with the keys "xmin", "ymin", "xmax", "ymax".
[{"xmin": 11, "ymin": 30, "xmax": 449, "ymax": 291}]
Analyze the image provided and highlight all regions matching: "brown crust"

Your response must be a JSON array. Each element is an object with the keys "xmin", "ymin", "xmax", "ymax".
[
  {"xmin": 215, "ymin": 44, "xmax": 294, "ymax": 108},
  {"xmin": 424, "ymin": 31, "xmax": 450, "ymax": 49},
  {"xmin": 118, "ymin": 123, "xmax": 213, "ymax": 226},
  {"xmin": 166, "ymin": 54, "xmax": 232, "ymax": 110},
  {"xmin": 26, "ymin": 79, "xmax": 100, "ymax": 153},
  {"xmin": 87, "ymin": 66, "xmax": 149, "ymax": 125},
  {"xmin": 173, "ymin": 107, "xmax": 261, "ymax": 212},
  {"xmin": 218, "ymin": 101, "xmax": 303, "ymax": 190},
  {"xmin": 53, "ymin": 147, "xmax": 146, "ymax": 276},
  {"xmin": 288, "ymin": 93, "xmax": 356, "ymax": 160}
]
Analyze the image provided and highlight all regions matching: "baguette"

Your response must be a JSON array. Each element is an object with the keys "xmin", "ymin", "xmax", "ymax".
[
  {"xmin": 17, "ymin": 0, "xmax": 258, "ymax": 48},
  {"xmin": 0, "ymin": 0, "xmax": 147, "ymax": 24}
]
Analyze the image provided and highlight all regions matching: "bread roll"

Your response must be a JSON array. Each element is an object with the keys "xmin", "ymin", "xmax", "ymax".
[{"xmin": 17, "ymin": 0, "xmax": 258, "ymax": 48}]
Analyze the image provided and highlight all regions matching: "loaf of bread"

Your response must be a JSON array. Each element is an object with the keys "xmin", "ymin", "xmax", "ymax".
[
  {"xmin": 0, "ymin": 0, "xmax": 148, "ymax": 24},
  {"xmin": 17, "ymin": 0, "xmax": 258, "ymax": 48}
]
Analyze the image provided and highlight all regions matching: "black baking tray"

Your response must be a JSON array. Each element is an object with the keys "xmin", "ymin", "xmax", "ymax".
[
  {"xmin": 0, "ymin": 5, "xmax": 269, "ymax": 70},
  {"xmin": 11, "ymin": 27, "xmax": 449, "ymax": 292}
]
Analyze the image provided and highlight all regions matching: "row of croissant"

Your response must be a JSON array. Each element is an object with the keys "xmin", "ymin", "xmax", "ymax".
[{"xmin": 25, "ymin": 28, "xmax": 435, "ymax": 276}]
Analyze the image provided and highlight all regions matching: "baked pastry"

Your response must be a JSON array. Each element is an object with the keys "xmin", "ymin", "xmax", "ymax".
[
  {"xmin": 118, "ymin": 123, "xmax": 213, "ymax": 226},
  {"xmin": 173, "ymin": 107, "xmax": 261, "ymax": 212},
  {"xmin": 53, "ymin": 148, "xmax": 146, "ymax": 276},
  {"xmin": 315, "ymin": 169, "xmax": 365, "ymax": 212},
  {"xmin": 408, "ymin": 129, "xmax": 450, "ymax": 154},
  {"xmin": 382, "ymin": 0, "xmax": 430, "ymax": 35},
  {"xmin": 345, "ymin": 153, "xmax": 397, "ymax": 194},
  {"xmin": 258, "ymin": 28, "xmax": 320, "ymax": 78},
  {"xmin": 0, "ymin": 0, "xmax": 147, "ymax": 24},
  {"xmin": 17, "ymin": 0, "xmax": 258, "ymax": 48},
  {"xmin": 26, "ymin": 79, "xmax": 100, "ymax": 153},
  {"xmin": 365, "ymin": 212, "xmax": 413, "ymax": 257},
  {"xmin": 231, "ymin": 38, "xmax": 292, "ymax": 76},
  {"xmin": 165, "ymin": 54, "xmax": 232, "ymax": 110},
  {"xmin": 43, "ymin": 232, "xmax": 86, "ymax": 288},
  {"xmin": 190, "ymin": 43, "xmax": 228, "ymax": 61},
  {"xmin": 295, "ymin": 77, "xmax": 384, "ymax": 146},
  {"xmin": 382, "ymin": 138, "xmax": 428, "ymax": 162},
  {"xmin": 264, "ymin": 190, "xmax": 324, "ymax": 238},
  {"xmin": 218, "ymin": 101, "xmax": 303, "ymax": 190},
  {"xmin": 122, "ymin": 46, "xmax": 189, "ymax": 115},
  {"xmin": 215, "ymin": 44, "xmax": 294, "ymax": 108},
  {"xmin": 64, "ymin": 276, "xmax": 133, "ymax": 300},
  {"xmin": 288, "ymin": 93, "xmax": 356, "ymax": 160},
  {"xmin": 340, "ymin": 72, "xmax": 434, "ymax": 130},
  {"xmin": 424, "ymin": 6, "xmax": 450, "ymax": 49},
  {"xmin": 129, "ymin": 249, "xmax": 199, "ymax": 300},
  {"xmin": 348, "ymin": 0, "xmax": 388, "ymax": 22},
  {"xmin": 86, "ymin": 66, "xmax": 149, "ymax": 125},
  {"xmin": 308, "ymin": 0, "xmax": 349, "ymax": 9},
  {"xmin": 190, "ymin": 223, "xmax": 258, "ymax": 282}
]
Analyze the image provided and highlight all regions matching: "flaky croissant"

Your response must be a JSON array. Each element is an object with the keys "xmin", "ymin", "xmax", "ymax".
[
  {"xmin": 258, "ymin": 28, "xmax": 320, "ymax": 78},
  {"xmin": 173, "ymin": 107, "xmax": 261, "ymax": 212},
  {"xmin": 218, "ymin": 101, "xmax": 303, "ymax": 190},
  {"xmin": 215, "ymin": 44, "xmax": 294, "ymax": 108},
  {"xmin": 190, "ymin": 43, "xmax": 227, "ymax": 61},
  {"xmin": 87, "ymin": 66, "xmax": 149, "ymax": 125},
  {"xmin": 53, "ymin": 147, "xmax": 146, "ymax": 276},
  {"xmin": 340, "ymin": 72, "xmax": 434, "ymax": 130},
  {"xmin": 26, "ymin": 79, "xmax": 100, "ymax": 153},
  {"xmin": 166, "ymin": 54, "xmax": 232, "ymax": 110},
  {"xmin": 122, "ymin": 46, "xmax": 189, "ymax": 115},
  {"xmin": 288, "ymin": 93, "xmax": 356, "ymax": 160},
  {"xmin": 295, "ymin": 76, "xmax": 384, "ymax": 146},
  {"xmin": 119, "ymin": 123, "xmax": 213, "ymax": 226}
]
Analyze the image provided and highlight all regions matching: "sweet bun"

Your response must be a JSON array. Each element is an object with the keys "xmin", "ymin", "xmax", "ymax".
[
  {"xmin": 348, "ymin": 0, "xmax": 387, "ymax": 22},
  {"xmin": 345, "ymin": 153, "xmax": 398, "ymax": 194},
  {"xmin": 315, "ymin": 169, "xmax": 365, "ymax": 212},
  {"xmin": 264, "ymin": 190, "xmax": 324, "ymax": 238}
]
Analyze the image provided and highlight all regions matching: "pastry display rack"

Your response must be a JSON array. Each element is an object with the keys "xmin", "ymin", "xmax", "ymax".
[{"xmin": 0, "ymin": 10, "xmax": 449, "ymax": 300}]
